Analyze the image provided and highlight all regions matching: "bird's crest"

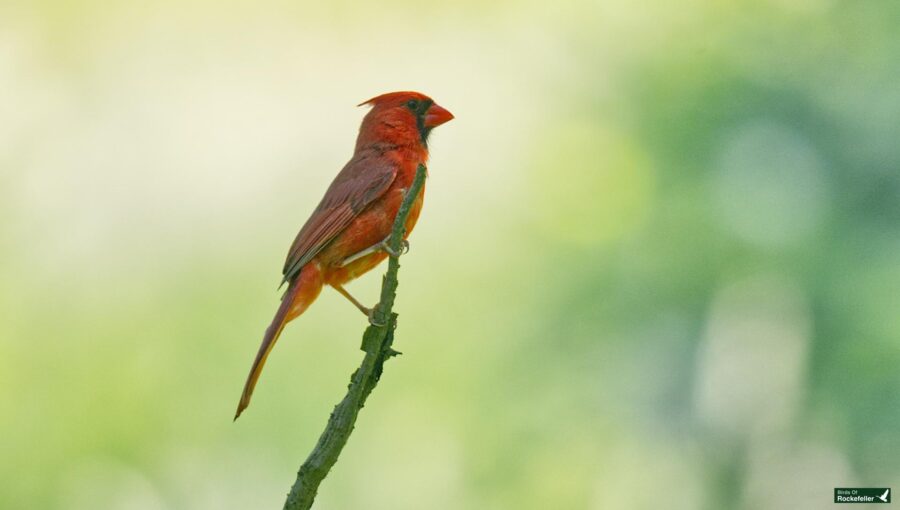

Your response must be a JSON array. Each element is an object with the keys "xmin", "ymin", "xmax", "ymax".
[{"xmin": 358, "ymin": 91, "xmax": 431, "ymax": 107}]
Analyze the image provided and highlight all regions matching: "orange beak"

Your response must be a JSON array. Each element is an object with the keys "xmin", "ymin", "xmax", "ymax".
[{"xmin": 424, "ymin": 103, "xmax": 454, "ymax": 128}]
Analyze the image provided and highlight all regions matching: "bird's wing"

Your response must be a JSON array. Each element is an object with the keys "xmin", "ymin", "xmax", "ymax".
[{"xmin": 281, "ymin": 151, "xmax": 397, "ymax": 285}]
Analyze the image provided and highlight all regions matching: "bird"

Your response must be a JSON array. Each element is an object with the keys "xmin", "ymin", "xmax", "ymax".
[
  {"xmin": 234, "ymin": 91, "xmax": 453, "ymax": 420},
  {"xmin": 878, "ymin": 489, "xmax": 889, "ymax": 502}
]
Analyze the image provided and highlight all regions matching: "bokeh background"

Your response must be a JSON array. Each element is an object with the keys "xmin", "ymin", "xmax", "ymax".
[{"xmin": 2, "ymin": 1, "xmax": 898, "ymax": 509}]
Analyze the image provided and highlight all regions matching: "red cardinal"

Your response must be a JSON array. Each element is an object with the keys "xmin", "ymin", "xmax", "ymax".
[{"xmin": 234, "ymin": 91, "xmax": 453, "ymax": 419}]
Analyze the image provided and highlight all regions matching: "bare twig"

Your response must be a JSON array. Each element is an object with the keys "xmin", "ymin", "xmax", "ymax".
[{"xmin": 282, "ymin": 164, "xmax": 427, "ymax": 510}]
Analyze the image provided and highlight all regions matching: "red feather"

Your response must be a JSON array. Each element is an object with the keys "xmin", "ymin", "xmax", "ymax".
[{"xmin": 235, "ymin": 91, "xmax": 453, "ymax": 419}]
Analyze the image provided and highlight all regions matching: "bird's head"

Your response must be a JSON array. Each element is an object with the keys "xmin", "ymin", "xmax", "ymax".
[{"xmin": 357, "ymin": 91, "xmax": 454, "ymax": 148}]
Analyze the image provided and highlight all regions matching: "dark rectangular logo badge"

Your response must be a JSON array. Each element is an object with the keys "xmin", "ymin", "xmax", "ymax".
[{"xmin": 835, "ymin": 488, "xmax": 891, "ymax": 504}]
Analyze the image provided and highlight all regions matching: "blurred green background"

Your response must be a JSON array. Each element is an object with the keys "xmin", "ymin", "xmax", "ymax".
[{"xmin": 2, "ymin": 1, "xmax": 898, "ymax": 509}]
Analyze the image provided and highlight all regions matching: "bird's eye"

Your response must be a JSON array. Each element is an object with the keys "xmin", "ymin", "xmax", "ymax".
[{"xmin": 406, "ymin": 99, "xmax": 419, "ymax": 111}]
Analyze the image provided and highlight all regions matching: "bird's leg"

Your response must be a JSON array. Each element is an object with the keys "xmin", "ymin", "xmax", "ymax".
[
  {"xmin": 338, "ymin": 236, "xmax": 410, "ymax": 267},
  {"xmin": 332, "ymin": 284, "xmax": 371, "ymax": 316},
  {"xmin": 332, "ymin": 283, "xmax": 384, "ymax": 326}
]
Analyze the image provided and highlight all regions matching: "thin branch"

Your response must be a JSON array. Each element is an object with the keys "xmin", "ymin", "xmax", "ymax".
[{"xmin": 282, "ymin": 163, "xmax": 427, "ymax": 510}]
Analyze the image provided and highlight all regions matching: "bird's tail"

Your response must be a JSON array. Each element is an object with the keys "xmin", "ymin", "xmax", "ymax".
[{"xmin": 234, "ymin": 262, "xmax": 323, "ymax": 420}]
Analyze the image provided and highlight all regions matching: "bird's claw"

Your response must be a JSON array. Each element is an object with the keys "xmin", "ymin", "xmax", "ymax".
[
  {"xmin": 367, "ymin": 306, "xmax": 386, "ymax": 327},
  {"xmin": 380, "ymin": 239, "xmax": 409, "ymax": 258}
]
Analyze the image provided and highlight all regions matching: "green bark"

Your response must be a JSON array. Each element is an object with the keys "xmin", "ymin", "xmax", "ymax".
[{"xmin": 282, "ymin": 164, "xmax": 427, "ymax": 510}]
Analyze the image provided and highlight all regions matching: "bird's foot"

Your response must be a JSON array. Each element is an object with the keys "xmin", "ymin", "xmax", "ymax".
[
  {"xmin": 367, "ymin": 306, "xmax": 387, "ymax": 327},
  {"xmin": 338, "ymin": 239, "xmax": 409, "ymax": 267},
  {"xmin": 380, "ymin": 239, "xmax": 409, "ymax": 258}
]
